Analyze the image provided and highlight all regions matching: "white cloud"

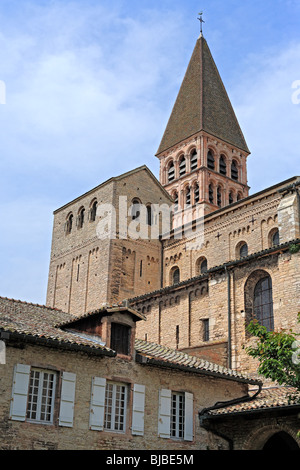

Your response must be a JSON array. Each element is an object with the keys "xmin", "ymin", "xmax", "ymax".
[{"xmin": 231, "ymin": 41, "xmax": 300, "ymax": 193}]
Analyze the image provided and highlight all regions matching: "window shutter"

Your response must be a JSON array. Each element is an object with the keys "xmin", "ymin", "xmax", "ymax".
[
  {"xmin": 158, "ymin": 388, "xmax": 171, "ymax": 439},
  {"xmin": 132, "ymin": 384, "xmax": 145, "ymax": 436},
  {"xmin": 89, "ymin": 377, "xmax": 106, "ymax": 431},
  {"xmin": 59, "ymin": 372, "xmax": 76, "ymax": 428},
  {"xmin": 184, "ymin": 392, "xmax": 194, "ymax": 442},
  {"xmin": 10, "ymin": 364, "xmax": 30, "ymax": 421}
]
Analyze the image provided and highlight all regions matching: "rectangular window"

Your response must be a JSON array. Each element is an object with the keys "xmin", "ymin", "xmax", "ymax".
[
  {"xmin": 170, "ymin": 392, "xmax": 185, "ymax": 439},
  {"xmin": 203, "ymin": 319, "xmax": 209, "ymax": 342},
  {"xmin": 104, "ymin": 382, "xmax": 127, "ymax": 432},
  {"xmin": 27, "ymin": 369, "xmax": 57, "ymax": 424},
  {"xmin": 110, "ymin": 323, "xmax": 130, "ymax": 355}
]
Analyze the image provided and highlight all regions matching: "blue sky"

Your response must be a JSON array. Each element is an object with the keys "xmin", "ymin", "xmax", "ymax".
[{"xmin": 0, "ymin": 0, "xmax": 300, "ymax": 305}]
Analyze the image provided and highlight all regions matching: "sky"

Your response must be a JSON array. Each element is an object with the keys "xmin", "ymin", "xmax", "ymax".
[{"xmin": 0, "ymin": 0, "xmax": 300, "ymax": 305}]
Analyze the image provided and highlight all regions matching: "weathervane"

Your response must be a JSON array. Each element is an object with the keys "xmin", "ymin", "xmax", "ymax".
[{"xmin": 198, "ymin": 12, "xmax": 205, "ymax": 35}]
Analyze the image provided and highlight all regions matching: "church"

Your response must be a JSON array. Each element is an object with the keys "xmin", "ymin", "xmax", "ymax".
[
  {"xmin": 46, "ymin": 30, "xmax": 300, "ymax": 377},
  {"xmin": 1, "ymin": 24, "xmax": 300, "ymax": 451}
]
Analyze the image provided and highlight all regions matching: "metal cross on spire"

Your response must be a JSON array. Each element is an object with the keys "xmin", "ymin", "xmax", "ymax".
[{"xmin": 198, "ymin": 12, "xmax": 205, "ymax": 35}]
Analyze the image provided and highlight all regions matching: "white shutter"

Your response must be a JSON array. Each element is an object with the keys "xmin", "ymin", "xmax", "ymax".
[
  {"xmin": 158, "ymin": 388, "xmax": 171, "ymax": 438},
  {"xmin": 89, "ymin": 377, "xmax": 106, "ymax": 431},
  {"xmin": 132, "ymin": 384, "xmax": 145, "ymax": 436},
  {"xmin": 59, "ymin": 372, "xmax": 76, "ymax": 428},
  {"xmin": 184, "ymin": 392, "xmax": 194, "ymax": 442},
  {"xmin": 10, "ymin": 364, "xmax": 30, "ymax": 421}
]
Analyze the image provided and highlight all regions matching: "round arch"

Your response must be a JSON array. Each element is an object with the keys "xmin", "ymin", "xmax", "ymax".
[
  {"xmin": 244, "ymin": 269, "xmax": 274, "ymax": 332},
  {"xmin": 243, "ymin": 424, "xmax": 300, "ymax": 450}
]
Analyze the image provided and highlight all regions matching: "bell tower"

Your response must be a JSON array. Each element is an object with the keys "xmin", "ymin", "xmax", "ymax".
[{"xmin": 157, "ymin": 29, "xmax": 250, "ymax": 222}]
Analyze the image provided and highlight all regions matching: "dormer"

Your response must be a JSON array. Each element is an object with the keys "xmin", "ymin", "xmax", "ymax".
[{"xmin": 60, "ymin": 306, "xmax": 145, "ymax": 359}]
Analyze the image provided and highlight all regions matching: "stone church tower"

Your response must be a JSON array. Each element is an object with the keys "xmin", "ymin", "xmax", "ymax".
[
  {"xmin": 157, "ymin": 33, "xmax": 250, "ymax": 224},
  {"xmin": 46, "ymin": 29, "xmax": 300, "ymax": 378}
]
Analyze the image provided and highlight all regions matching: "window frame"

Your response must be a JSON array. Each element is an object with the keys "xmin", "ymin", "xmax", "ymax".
[
  {"xmin": 254, "ymin": 276, "xmax": 274, "ymax": 332},
  {"xmin": 110, "ymin": 322, "xmax": 131, "ymax": 356},
  {"xmin": 207, "ymin": 150, "xmax": 215, "ymax": 170},
  {"xmin": 190, "ymin": 149, "xmax": 198, "ymax": 171},
  {"xmin": 26, "ymin": 368, "xmax": 57, "ymax": 425},
  {"xmin": 104, "ymin": 381, "xmax": 128, "ymax": 433},
  {"xmin": 172, "ymin": 267, "xmax": 180, "ymax": 285},
  {"xmin": 179, "ymin": 155, "xmax": 186, "ymax": 177},
  {"xmin": 239, "ymin": 242, "xmax": 248, "ymax": 258},
  {"xmin": 170, "ymin": 391, "xmax": 185, "ymax": 440},
  {"xmin": 202, "ymin": 319, "xmax": 210, "ymax": 342}
]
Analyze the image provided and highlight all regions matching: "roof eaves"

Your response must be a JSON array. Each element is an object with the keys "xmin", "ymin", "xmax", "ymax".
[
  {"xmin": 128, "ymin": 238, "xmax": 300, "ymax": 303},
  {"xmin": 135, "ymin": 353, "xmax": 261, "ymax": 386},
  {"xmin": 1, "ymin": 329, "xmax": 116, "ymax": 357}
]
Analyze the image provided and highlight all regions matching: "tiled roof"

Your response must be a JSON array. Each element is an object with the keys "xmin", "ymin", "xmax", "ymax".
[
  {"xmin": 157, "ymin": 35, "xmax": 249, "ymax": 155},
  {"xmin": 206, "ymin": 386, "xmax": 300, "ymax": 417},
  {"xmin": 0, "ymin": 296, "xmax": 114, "ymax": 355},
  {"xmin": 135, "ymin": 339, "xmax": 260, "ymax": 385},
  {"xmin": 0, "ymin": 296, "xmax": 260, "ymax": 385}
]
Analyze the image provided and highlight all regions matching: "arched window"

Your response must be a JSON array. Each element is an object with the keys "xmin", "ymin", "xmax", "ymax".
[
  {"xmin": 77, "ymin": 207, "xmax": 85, "ymax": 229},
  {"xmin": 90, "ymin": 200, "xmax": 97, "ymax": 222},
  {"xmin": 131, "ymin": 199, "xmax": 141, "ymax": 220},
  {"xmin": 196, "ymin": 257, "xmax": 208, "ymax": 275},
  {"xmin": 245, "ymin": 270, "xmax": 274, "ymax": 334},
  {"xmin": 147, "ymin": 205, "xmax": 152, "ymax": 226},
  {"xmin": 271, "ymin": 229, "xmax": 279, "ymax": 247},
  {"xmin": 168, "ymin": 161, "xmax": 175, "ymax": 182},
  {"xmin": 207, "ymin": 150, "xmax": 215, "ymax": 170},
  {"xmin": 66, "ymin": 213, "xmax": 73, "ymax": 235},
  {"xmin": 173, "ymin": 191, "xmax": 178, "ymax": 212},
  {"xmin": 231, "ymin": 160, "xmax": 238, "ymax": 180},
  {"xmin": 239, "ymin": 242, "xmax": 248, "ymax": 258},
  {"xmin": 179, "ymin": 156, "xmax": 186, "ymax": 177},
  {"xmin": 185, "ymin": 187, "xmax": 191, "ymax": 206},
  {"xmin": 217, "ymin": 186, "xmax": 222, "ymax": 207},
  {"xmin": 194, "ymin": 183, "xmax": 200, "ymax": 204},
  {"xmin": 200, "ymin": 259, "xmax": 208, "ymax": 273},
  {"xmin": 254, "ymin": 276, "xmax": 274, "ymax": 331},
  {"xmin": 190, "ymin": 149, "xmax": 198, "ymax": 171},
  {"xmin": 209, "ymin": 184, "xmax": 214, "ymax": 204},
  {"xmin": 237, "ymin": 192, "xmax": 242, "ymax": 201},
  {"xmin": 219, "ymin": 155, "xmax": 227, "ymax": 175},
  {"xmin": 172, "ymin": 268, "xmax": 180, "ymax": 285},
  {"xmin": 229, "ymin": 192, "xmax": 234, "ymax": 205}
]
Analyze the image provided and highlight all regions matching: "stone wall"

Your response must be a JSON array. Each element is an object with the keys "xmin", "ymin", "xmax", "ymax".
[{"xmin": 0, "ymin": 342, "xmax": 248, "ymax": 450}]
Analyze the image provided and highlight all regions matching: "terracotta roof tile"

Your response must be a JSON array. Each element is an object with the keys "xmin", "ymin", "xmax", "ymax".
[
  {"xmin": 207, "ymin": 386, "xmax": 300, "ymax": 416},
  {"xmin": 0, "ymin": 296, "xmax": 113, "ymax": 354},
  {"xmin": 135, "ymin": 338, "xmax": 260, "ymax": 384}
]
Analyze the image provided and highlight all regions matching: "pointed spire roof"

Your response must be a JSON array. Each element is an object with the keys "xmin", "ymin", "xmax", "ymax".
[{"xmin": 156, "ymin": 35, "xmax": 249, "ymax": 155}]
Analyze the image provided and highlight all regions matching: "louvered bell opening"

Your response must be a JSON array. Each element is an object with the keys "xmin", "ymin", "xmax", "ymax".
[
  {"xmin": 186, "ymin": 188, "xmax": 191, "ymax": 206},
  {"xmin": 219, "ymin": 156, "xmax": 227, "ymax": 175},
  {"xmin": 217, "ymin": 187, "xmax": 222, "ymax": 207},
  {"xmin": 207, "ymin": 151, "xmax": 215, "ymax": 170},
  {"xmin": 231, "ymin": 161, "xmax": 238, "ymax": 180},
  {"xmin": 194, "ymin": 184, "xmax": 199, "ymax": 203},
  {"xmin": 174, "ymin": 193, "xmax": 178, "ymax": 211},
  {"xmin": 190, "ymin": 151, "xmax": 198, "ymax": 171},
  {"xmin": 179, "ymin": 157, "xmax": 186, "ymax": 177},
  {"xmin": 209, "ymin": 184, "xmax": 214, "ymax": 204},
  {"xmin": 168, "ymin": 163, "xmax": 175, "ymax": 182}
]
